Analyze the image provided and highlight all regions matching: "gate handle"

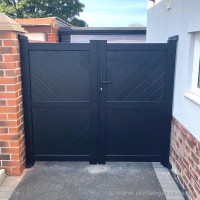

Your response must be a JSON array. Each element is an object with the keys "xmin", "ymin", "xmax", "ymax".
[{"xmin": 101, "ymin": 80, "xmax": 111, "ymax": 84}]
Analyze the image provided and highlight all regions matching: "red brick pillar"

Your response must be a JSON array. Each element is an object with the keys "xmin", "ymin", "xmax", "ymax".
[
  {"xmin": 0, "ymin": 13, "xmax": 26, "ymax": 175},
  {"xmin": 47, "ymin": 19, "xmax": 58, "ymax": 42}
]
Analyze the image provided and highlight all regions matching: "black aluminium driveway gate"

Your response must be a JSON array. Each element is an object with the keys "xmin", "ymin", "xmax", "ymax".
[{"xmin": 19, "ymin": 35, "xmax": 178, "ymax": 167}]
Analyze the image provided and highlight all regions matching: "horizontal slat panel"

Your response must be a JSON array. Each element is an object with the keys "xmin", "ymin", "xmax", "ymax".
[
  {"xmin": 106, "ymin": 50, "xmax": 167, "ymax": 102},
  {"xmin": 30, "ymin": 50, "xmax": 90, "ymax": 101},
  {"xmin": 29, "ymin": 43, "xmax": 90, "ymax": 51},
  {"xmin": 35, "ymin": 155, "xmax": 90, "ymax": 161},
  {"xmin": 32, "ymin": 102, "xmax": 89, "ymax": 108},
  {"xmin": 33, "ymin": 107, "xmax": 90, "ymax": 155},
  {"xmin": 106, "ymin": 155, "xmax": 163, "ymax": 162},
  {"xmin": 105, "ymin": 108, "xmax": 166, "ymax": 156},
  {"xmin": 107, "ymin": 43, "xmax": 168, "ymax": 51},
  {"xmin": 106, "ymin": 101, "xmax": 165, "ymax": 108}
]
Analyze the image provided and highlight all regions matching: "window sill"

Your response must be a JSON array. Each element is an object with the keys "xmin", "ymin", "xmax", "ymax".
[{"xmin": 184, "ymin": 92, "xmax": 200, "ymax": 106}]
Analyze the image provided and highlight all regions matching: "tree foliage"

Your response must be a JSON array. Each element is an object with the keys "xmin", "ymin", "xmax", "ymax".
[
  {"xmin": 0, "ymin": 0, "xmax": 87, "ymax": 27},
  {"xmin": 70, "ymin": 17, "xmax": 88, "ymax": 27}
]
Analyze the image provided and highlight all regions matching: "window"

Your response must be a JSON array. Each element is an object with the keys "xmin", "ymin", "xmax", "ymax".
[{"xmin": 191, "ymin": 33, "xmax": 200, "ymax": 96}]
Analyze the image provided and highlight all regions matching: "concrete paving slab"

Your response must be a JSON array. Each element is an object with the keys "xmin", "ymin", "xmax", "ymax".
[
  {"xmin": 152, "ymin": 162, "xmax": 185, "ymax": 200},
  {"xmin": 9, "ymin": 162, "xmax": 167, "ymax": 200},
  {"xmin": 0, "ymin": 172, "xmax": 25, "ymax": 200},
  {"xmin": 0, "ymin": 170, "xmax": 6, "ymax": 185}
]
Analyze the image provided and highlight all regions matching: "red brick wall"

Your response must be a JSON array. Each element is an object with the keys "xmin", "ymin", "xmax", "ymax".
[
  {"xmin": 47, "ymin": 20, "xmax": 58, "ymax": 42},
  {"xmin": 170, "ymin": 117, "xmax": 200, "ymax": 199},
  {"xmin": 21, "ymin": 24, "xmax": 58, "ymax": 42},
  {"xmin": 22, "ymin": 23, "xmax": 58, "ymax": 42},
  {"xmin": 0, "ymin": 31, "xmax": 26, "ymax": 176}
]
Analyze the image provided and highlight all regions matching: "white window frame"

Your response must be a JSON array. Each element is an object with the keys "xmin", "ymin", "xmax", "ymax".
[{"xmin": 191, "ymin": 32, "xmax": 200, "ymax": 96}]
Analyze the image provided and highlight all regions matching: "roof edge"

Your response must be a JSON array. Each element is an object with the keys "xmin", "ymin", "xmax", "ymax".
[
  {"xmin": 14, "ymin": 17, "xmax": 72, "ymax": 27},
  {"xmin": 59, "ymin": 27, "xmax": 146, "ymax": 35},
  {"xmin": 0, "ymin": 13, "xmax": 26, "ymax": 33}
]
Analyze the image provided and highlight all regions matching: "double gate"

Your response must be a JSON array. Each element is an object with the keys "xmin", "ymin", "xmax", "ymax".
[{"xmin": 19, "ymin": 36, "xmax": 178, "ymax": 167}]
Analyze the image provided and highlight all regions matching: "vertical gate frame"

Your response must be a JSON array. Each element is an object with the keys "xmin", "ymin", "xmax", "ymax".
[
  {"xmin": 162, "ymin": 35, "xmax": 179, "ymax": 168},
  {"xmin": 18, "ymin": 35, "xmax": 35, "ymax": 167},
  {"xmin": 89, "ymin": 41, "xmax": 98, "ymax": 164},
  {"xmin": 98, "ymin": 40, "xmax": 107, "ymax": 164}
]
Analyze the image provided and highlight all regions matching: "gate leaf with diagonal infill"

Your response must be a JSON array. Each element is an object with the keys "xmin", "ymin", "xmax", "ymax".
[{"xmin": 19, "ymin": 36, "xmax": 178, "ymax": 167}]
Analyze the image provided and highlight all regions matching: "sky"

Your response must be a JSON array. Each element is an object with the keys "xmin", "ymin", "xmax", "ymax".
[{"xmin": 78, "ymin": 0, "xmax": 148, "ymax": 27}]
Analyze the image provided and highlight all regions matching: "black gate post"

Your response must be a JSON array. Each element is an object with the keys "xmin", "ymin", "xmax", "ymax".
[
  {"xmin": 162, "ymin": 35, "xmax": 178, "ymax": 168},
  {"xmin": 98, "ymin": 40, "xmax": 107, "ymax": 164},
  {"xmin": 18, "ymin": 35, "xmax": 35, "ymax": 167},
  {"xmin": 89, "ymin": 40, "xmax": 98, "ymax": 164}
]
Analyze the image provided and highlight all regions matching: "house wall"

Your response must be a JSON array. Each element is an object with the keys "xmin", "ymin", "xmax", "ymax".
[
  {"xmin": 21, "ymin": 24, "xmax": 58, "ymax": 42},
  {"xmin": 147, "ymin": 0, "xmax": 200, "ymax": 140},
  {"xmin": 71, "ymin": 34, "xmax": 146, "ymax": 43},
  {"xmin": 21, "ymin": 26, "xmax": 50, "ymax": 42},
  {"xmin": 147, "ymin": 0, "xmax": 200, "ymax": 199},
  {"xmin": 25, "ymin": 33, "xmax": 45, "ymax": 41}
]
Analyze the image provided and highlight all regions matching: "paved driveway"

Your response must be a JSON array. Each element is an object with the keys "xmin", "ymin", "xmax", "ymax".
[{"xmin": 9, "ymin": 162, "xmax": 169, "ymax": 200}]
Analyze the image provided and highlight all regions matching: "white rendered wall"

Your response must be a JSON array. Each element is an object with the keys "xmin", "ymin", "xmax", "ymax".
[
  {"xmin": 71, "ymin": 34, "xmax": 146, "ymax": 43},
  {"xmin": 147, "ymin": 0, "xmax": 200, "ymax": 140},
  {"xmin": 25, "ymin": 33, "xmax": 45, "ymax": 41}
]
